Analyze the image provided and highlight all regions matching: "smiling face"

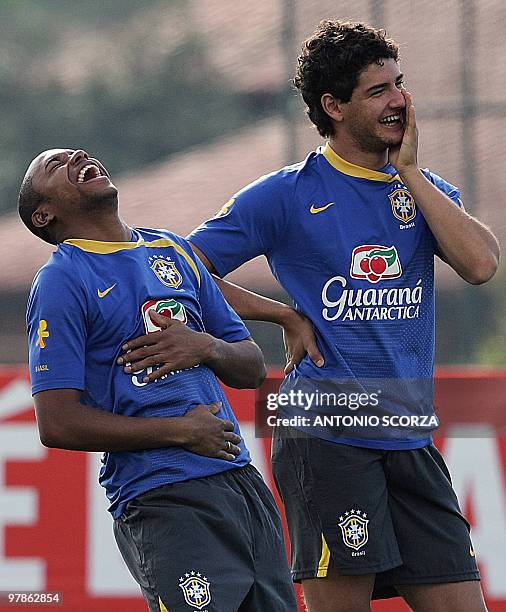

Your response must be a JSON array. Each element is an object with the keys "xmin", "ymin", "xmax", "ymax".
[
  {"xmin": 29, "ymin": 148, "xmax": 118, "ymax": 208},
  {"xmin": 19, "ymin": 148, "xmax": 119, "ymax": 244},
  {"xmin": 338, "ymin": 58, "xmax": 406, "ymax": 153}
]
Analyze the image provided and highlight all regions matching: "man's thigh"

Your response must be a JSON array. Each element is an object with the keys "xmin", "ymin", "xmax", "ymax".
[
  {"xmin": 302, "ymin": 565, "xmax": 375, "ymax": 612},
  {"xmin": 114, "ymin": 470, "xmax": 256, "ymax": 612},
  {"xmin": 397, "ymin": 580, "xmax": 487, "ymax": 612},
  {"xmin": 373, "ymin": 444, "xmax": 481, "ymax": 599},
  {"xmin": 271, "ymin": 428, "xmax": 402, "ymax": 583}
]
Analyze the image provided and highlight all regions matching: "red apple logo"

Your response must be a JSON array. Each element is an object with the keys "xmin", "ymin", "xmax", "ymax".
[{"xmin": 351, "ymin": 245, "xmax": 402, "ymax": 283}]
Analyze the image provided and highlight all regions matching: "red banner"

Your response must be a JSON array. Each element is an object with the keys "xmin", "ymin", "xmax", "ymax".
[{"xmin": 0, "ymin": 368, "xmax": 504, "ymax": 611}]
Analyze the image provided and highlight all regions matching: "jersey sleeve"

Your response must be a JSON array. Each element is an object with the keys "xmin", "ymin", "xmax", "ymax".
[
  {"xmin": 190, "ymin": 252, "xmax": 251, "ymax": 343},
  {"xmin": 422, "ymin": 169, "xmax": 463, "ymax": 208},
  {"xmin": 420, "ymin": 169, "xmax": 463, "ymax": 256},
  {"xmin": 187, "ymin": 172, "xmax": 291, "ymax": 277},
  {"xmin": 27, "ymin": 264, "xmax": 88, "ymax": 395}
]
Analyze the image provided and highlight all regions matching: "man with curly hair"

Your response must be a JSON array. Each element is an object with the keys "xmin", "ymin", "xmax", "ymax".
[{"xmin": 123, "ymin": 20, "xmax": 498, "ymax": 611}]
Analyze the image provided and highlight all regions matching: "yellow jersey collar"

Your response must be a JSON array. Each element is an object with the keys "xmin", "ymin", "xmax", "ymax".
[
  {"xmin": 63, "ymin": 237, "xmax": 143, "ymax": 254},
  {"xmin": 322, "ymin": 142, "xmax": 399, "ymax": 183}
]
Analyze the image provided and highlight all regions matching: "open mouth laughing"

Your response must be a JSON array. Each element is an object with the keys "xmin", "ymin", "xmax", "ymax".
[
  {"xmin": 379, "ymin": 113, "xmax": 404, "ymax": 128},
  {"xmin": 77, "ymin": 163, "xmax": 103, "ymax": 183},
  {"xmin": 71, "ymin": 157, "xmax": 112, "ymax": 188}
]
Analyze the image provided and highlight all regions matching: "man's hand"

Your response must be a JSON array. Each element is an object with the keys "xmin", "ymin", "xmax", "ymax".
[
  {"xmin": 388, "ymin": 89, "xmax": 419, "ymax": 175},
  {"xmin": 179, "ymin": 402, "xmax": 241, "ymax": 461},
  {"xmin": 282, "ymin": 309, "xmax": 324, "ymax": 374},
  {"xmin": 118, "ymin": 310, "xmax": 215, "ymax": 383}
]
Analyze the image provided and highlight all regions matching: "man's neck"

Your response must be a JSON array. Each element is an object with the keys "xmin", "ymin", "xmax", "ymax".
[
  {"xmin": 62, "ymin": 217, "xmax": 133, "ymax": 243},
  {"xmin": 327, "ymin": 136, "xmax": 389, "ymax": 171}
]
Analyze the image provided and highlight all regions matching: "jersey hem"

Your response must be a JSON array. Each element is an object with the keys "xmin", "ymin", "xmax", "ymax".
[
  {"xmin": 110, "ymin": 459, "xmax": 251, "ymax": 519},
  {"xmin": 288, "ymin": 428, "xmax": 433, "ymax": 450}
]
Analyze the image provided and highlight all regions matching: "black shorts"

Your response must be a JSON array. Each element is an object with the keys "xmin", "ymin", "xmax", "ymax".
[
  {"xmin": 114, "ymin": 464, "xmax": 297, "ymax": 611},
  {"xmin": 271, "ymin": 427, "xmax": 480, "ymax": 599}
]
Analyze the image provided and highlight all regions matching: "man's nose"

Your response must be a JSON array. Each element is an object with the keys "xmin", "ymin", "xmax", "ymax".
[
  {"xmin": 389, "ymin": 86, "xmax": 405, "ymax": 109},
  {"xmin": 69, "ymin": 150, "xmax": 88, "ymax": 165}
]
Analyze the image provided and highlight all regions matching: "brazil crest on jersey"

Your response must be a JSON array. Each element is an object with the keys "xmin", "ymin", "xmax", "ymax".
[
  {"xmin": 27, "ymin": 228, "xmax": 251, "ymax": 517},
  {"xmin": 189, "ymin": 144, "xmax": 463, "ymax": 450}
]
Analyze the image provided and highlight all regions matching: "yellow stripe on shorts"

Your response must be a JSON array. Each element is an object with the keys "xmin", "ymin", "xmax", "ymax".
[
  {"xmin": 159, "ymin": 596, "xmax": 170, "ymax": 612},
  {"xmin": 317, "ymin": 533, "xmax": 331, "ymax": 577}
]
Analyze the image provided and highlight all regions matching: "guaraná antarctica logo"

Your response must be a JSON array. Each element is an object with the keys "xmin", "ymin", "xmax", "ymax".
[
  {"xmin": 322, "ymin": 244, "xmax": 423, "ymax": 321},
  {"xmin": 142, "ymin": 298, "xmax": 187, "ymax": 332},
  {"xmin": 350, "ymin": 244, "xmax": 402, "ymax": 283}
]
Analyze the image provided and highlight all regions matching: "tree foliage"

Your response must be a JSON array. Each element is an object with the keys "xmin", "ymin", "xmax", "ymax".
[{"xmin": 0, "ymin": 1, "xmax": 276, "ymax": 214}]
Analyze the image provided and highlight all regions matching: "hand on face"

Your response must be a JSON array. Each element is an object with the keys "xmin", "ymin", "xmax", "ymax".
[{"xmin": 388, "ymin": 88, "xmax": 419, "ymax": 175}]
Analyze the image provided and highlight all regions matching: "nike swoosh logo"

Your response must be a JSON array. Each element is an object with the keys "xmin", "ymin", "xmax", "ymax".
[
  {"xmin": 97, "ymin": 283, "xmax": 117, "ymax": 298},
  {"xmin": 310, "ymin": 202, "xmax": 335, "ymax": 214}
]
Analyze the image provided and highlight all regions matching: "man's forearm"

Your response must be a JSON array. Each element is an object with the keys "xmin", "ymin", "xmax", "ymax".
[
  {"xmin": 204, "ymin": 337, "xmax": 266, "ymax": 389},
  {"xmin": 189, "ymin": 242, "xmax": 296, "ymax": 325},
  {"xmin": 189, "ymin": 241, "xmax": 324, "ymax": 371},
  {"xmin": 212, "ymin": 275, "xmax": 296, "ymax": 325},
  {"xmin": 35, "ymin": 390, "xmax": 189, "ymax": 451},
  {"xmin": 33, "ymin": 389, "xmax": 240, "ymax": 461},
  {"xmin": 400, "ymin": 168, "xmax": 500, "ymax": 284}
]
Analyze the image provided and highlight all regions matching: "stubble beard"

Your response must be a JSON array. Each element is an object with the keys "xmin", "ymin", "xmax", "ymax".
[
  {"xmin": 79, "ymin": 187, "xmax": 119, "ymax": 212},
  {"xmin": 349, "ymin": 117, "xmax": 404, "ymax": 155}
]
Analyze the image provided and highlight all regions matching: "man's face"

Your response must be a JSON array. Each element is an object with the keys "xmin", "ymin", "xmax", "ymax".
[
  {"xmin": 339, "ymin": 58, "xmax": 406, "ymax": 153},
  {"xmin": 29, "ymin": 148, "xmax": 118, "ymax": 210}
]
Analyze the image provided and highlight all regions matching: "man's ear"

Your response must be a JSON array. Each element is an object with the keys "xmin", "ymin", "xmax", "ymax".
[
  {"xmin": 32, "ymin": 203, "xmax": 55, "ymax": 229},
  {"xmin": 321, "ymin": 93, "xmax": 346, "ymax": 123}
]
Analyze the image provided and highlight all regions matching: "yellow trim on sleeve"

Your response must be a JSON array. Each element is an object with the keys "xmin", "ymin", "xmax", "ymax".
[
  {"xmin": 158, "ymin": 596, "xmax": 170, "ymax": 612},
  {"xmin": 322, "ymin": 143, "xmax": 399, "ymax": 183},
  {"xmin": 317, "ymin": 533, "xmax": 331, "ymax": 577},
  {"xmin": 64, "ymin": 237, "xmax": 200, "ymax": 286}
]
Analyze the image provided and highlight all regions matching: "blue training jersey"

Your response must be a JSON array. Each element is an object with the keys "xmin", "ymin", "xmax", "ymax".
[
  {"xmin": 188, "ymin": 144, "xmax": 462, "ymax": 450},
  {"xmin": 27, "ymin": 228, "xmax": 251, "ymax": 517}
]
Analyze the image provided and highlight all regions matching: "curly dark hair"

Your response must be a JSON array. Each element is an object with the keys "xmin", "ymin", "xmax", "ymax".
[
  {"xmin": 294, "ymin": 20, "xmax": 400, "ymax": 138},
  {"xmin": 18, "ymin": 175, "xmax": 57, "ymax": 245}
]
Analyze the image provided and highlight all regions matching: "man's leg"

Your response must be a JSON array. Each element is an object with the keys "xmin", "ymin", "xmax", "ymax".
[
  {"xmin": 271, "ymin": 427, "xmax": 402, "ymax": 612},
  {"xmin": 114, "ymin": 471, "xmax": 257, "ymax": 612},
  {"xmin": 374, "ymin": 444, "xmax": 484, "ymax": 609},
  {"xmin": 302, "ymin": 566, "xmax": 375, "ymax": 612},
  {"xmin": 396, "ymin": 581, "xmax": 487, "ymax": 612},
  {"xmin": 223, "ymin": 465, "xmax": 298, "ymax": 612}
]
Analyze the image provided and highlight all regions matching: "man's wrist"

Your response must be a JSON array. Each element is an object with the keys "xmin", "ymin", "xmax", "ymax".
[
  {"xmin": 163, "ymin": 416, "xmax": 188, "ymax": 446},
  {"xmin": 201, "ymin": 334, "xmax": 222, "ymax": 366},
  {"xmin": 271, "ymin": 303, "xmax": 299, "ymax": 328},
  {"xmin": 398, "ymin": 166, "xmax": 422, "ymax": 185}
]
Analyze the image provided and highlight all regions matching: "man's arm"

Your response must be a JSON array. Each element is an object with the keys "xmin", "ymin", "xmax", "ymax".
[
  {"xmin": 390, "ymin": 90, "xmax": 500, "ymax": 284},
  {"xmin": 398, "ymin": 169, "xmax": 499, "ymax": 284},
  {"xmin": 119, "ymin": 310, "xmax": 266, "ymax": 388},
  {"xmin": 190, "ymin": 243, "xmax": 324, "ymax": 372},
  {"xmin": 34, "ymin": 389, "xmax": 241, "ymax": 459}
]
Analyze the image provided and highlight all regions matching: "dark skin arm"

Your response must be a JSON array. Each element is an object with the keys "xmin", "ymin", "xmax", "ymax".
[
  {"xmin": 118, "ymin": 310, "xmax": 266, "ymax": 387},
  {"xmin": 34, "ymin": 388, "xmax": 241, "ymax": 460},
  {"xmin": 120, "ymin": 246, "xmax": 324, "ymax": 379},
  {"xmin": 188, "ymin": 244, "xmax": 324, "ymax": 373}
]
